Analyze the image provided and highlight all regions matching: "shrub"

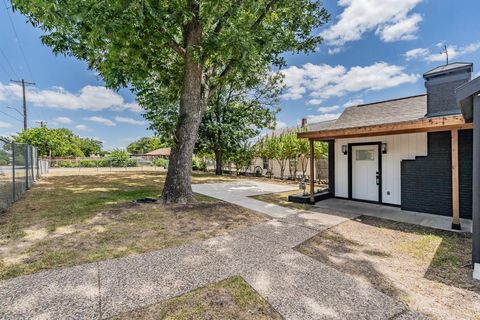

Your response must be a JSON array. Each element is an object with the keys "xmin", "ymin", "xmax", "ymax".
[
  {"xmin": 153, "ymin": 158, "xmax": 168, "ymax": 168},
  {"xmin": 59, "ymin": 160, "xmax": 76, "ymax": 167},
  {"xmin": 192, "ymin": 156, "xmax": 207, "ymax": 171},
  {"xmin": 0, "ymin": 159, "xmax": 8, "ymax": 165},
  {"xmin": 79, "ymin": 160, "xmax": 98, "ymax": 167}
]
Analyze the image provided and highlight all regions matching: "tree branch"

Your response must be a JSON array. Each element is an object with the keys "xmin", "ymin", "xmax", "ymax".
[
  {"xmin": 208, "ymin": 1, "xmax": 276, "ymax": 97},
  {"xmin": 169, "ymin": 40, "xmax": 186, "ymax": 57},
  {"xmin": 158, "ymin": 27, "xmax": 186, "ymax": 58}
]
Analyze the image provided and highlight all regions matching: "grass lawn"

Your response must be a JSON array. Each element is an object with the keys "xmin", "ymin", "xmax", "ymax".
[
  {"xmin": 297, "ymin": 216, "xmax": 480, "ymax": 320},
  {"xmin": 112, "ymin": 276, "xmax": 282, "ymax": 320},
  {"xmin": 0, "ymin": 171, "xmax": 266, "ymax": 280}
]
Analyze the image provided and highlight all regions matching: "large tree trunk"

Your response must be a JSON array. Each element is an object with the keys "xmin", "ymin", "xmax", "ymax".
[
  {"xmin": 162, "ymin": 15, "xmax": 206, "ymax": 204},
  {"xmin": 214, "ymin": 149, "xmax": 223, "ymax": 175}
]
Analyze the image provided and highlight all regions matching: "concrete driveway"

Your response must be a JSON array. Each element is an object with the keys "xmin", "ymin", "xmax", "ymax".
[{"xmin": 193, "ymin": 181, "xmax": 299, "ymax": 219}]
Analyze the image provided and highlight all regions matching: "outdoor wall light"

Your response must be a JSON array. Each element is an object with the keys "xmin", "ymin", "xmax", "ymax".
[
  {"xmin": 342, "ymin": 145, "xmax": 348, "ymax": 155},
  {"xmin": 382, "ymin": 143, "xmax": 388, "ymax": 154}
]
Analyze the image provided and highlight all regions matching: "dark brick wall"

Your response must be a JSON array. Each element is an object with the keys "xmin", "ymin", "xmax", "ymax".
[
  {"xmin": 426, "ymin": 78, "xmax": 468, "ymax": 116},
  {"xmin": 459, "ymin": 129, "xmax": 473, "ymax": 219},
  {"xmin": 401, "ymin": 130, "xmax": 473, "ymax": 219}
]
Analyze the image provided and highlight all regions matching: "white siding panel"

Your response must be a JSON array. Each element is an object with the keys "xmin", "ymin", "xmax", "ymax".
[{"xmin": 334, "ymin": 132, "xmax": 427, "ymax": 205}]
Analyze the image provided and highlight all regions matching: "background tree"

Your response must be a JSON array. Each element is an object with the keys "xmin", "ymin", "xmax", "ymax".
[
  {"xmin": 227, "ymin": 142, "xmax": 255, "ymax": 175},
  {"xmin": 15, "ymin": 127, "xmax": 85, "ymax": 157},
  {"xmin": 196, "ymin": 73, "xmax": 280, "ymax": 175},
  {"xmin": 127, "ymin": 137, "xmax": 164, "ymax": 155},
  {"xmin": 13, "ymin": 0, "xmax": 329, "ymax": 203},
  {"xmin": 273, "ymin": 133, "xmax": 290, "ymax": 179},
  {"xmin": 78, "ymin": 138, "xmax": 103, "ymax": 157}
]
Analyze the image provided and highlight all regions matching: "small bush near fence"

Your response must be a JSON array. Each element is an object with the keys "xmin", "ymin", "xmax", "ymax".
[
  {"xmin": 152, "ymin": 158, "xmax": 168, "ymax": 168},
  {"xmin": 56, "ymin": 159, "xmax": 138, "ymax": 168},
  {"xmin": 192, "ymin": 156, "xmax": 207, "ymax": 171}
]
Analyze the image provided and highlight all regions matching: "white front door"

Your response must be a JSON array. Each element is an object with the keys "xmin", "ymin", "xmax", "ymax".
[{"xmin": 352, "ymin": 145, "xmax": 379, "ymax": 202}]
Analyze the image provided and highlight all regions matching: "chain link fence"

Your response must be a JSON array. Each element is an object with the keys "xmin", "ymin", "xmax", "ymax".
[
  {"xmin": 47, "ymin": 156, "xmax": 168, "ymax": 173},
  {"xmin": 0, "ymin": 138, "xmax": 49, "ymax": 210}
]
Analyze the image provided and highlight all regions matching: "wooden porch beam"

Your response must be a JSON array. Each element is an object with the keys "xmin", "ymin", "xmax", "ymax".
[
  {"xmin": 309, "ymin": 139, "xmax": 315, "ymax": 204},
  {"xmin": 451, "ymin": 129, "xmax": 461, "ymax": 230},
  {"xmin": 298, "ymin": 115, "xmax": 473, "ymax": 141}
]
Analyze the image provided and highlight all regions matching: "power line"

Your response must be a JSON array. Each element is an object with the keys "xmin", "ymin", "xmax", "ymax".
[
  {"xmin": 0, "ymin": 60, "xmax": 12, "ymax": 78},
  {"xmin": 0, "ymin": 47, "xmax": 19, "ymax": 79},
  {"xmin": 0, "ymin": 109, "xmax": 22, "ymax": 122},
  {"xmin": 2, "ymin": 0, "xmax": 35, "ymax": 80}
]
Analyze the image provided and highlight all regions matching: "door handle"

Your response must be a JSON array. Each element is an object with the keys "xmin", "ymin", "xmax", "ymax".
[{"xmin": 376, "ymin": 172, "xmax": 380, "ymax": 185}]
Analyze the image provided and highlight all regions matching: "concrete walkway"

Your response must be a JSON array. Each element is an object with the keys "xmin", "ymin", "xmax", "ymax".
[{"xmin": 0, "ymin": 181, "xmax": 427, "ymax": 319}]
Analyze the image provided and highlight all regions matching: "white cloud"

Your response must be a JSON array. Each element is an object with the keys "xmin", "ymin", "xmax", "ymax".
[
  {"xmin": 0, "ymin": 121, "xmax": 13, "ymax": 129},
  {"xmin": 281, "ymin": 62, "xmax": 418, "ymax": 101},
  {"xmin": 343, "ymin": 98, "xmax": 364, "ymax": 107},
  {"xmin": 75, "ymin": 124, "xmax": 92, "ymax": 131},
  {"xmin": 0, "ymin": 83, "xmax": 140, "ymax": 113},
  {"xmin": 376, "ymin": 13, "xmax": 422, "ymax": 42},
  {"xmin": 306, "ymin": 113, "xmax": 341, "ymax": 123},
  {"xmin": 404, "ymin": 48, "xmax": 430, "ymax": 60},
  {"xmin": 321, "ymin": 0, "xmax": 423, "ymax": 45},
  {"xmin": 85, "ymin": 116, "xmax": 116, "ymax": 126},
  {"xmin": 307, "ymin": 99, "xmax": 324, "ymax": 105},
  {"xmin": 114, "ymin": 116, "xmax": 146, "ymax": 126},
  {"xmin": 54, "ymin": 116, "xmax": 73, "ymax": 124},
  {"xmin": 317, "ymin": 105, "xmax": 340, "ymax": 113},
  {"xmin": 405, "ymin": 42, "xmax": 480, "ymax": 62},
  {"xmin": 275, "ymin": 121, "xmax": 287, "ymax": 129},
  {"xmin": 328, "ymin": 47, "xmax": 344, "ymax": 55}
]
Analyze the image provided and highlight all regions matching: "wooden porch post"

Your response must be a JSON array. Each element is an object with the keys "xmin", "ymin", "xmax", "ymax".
[
  {"xmin": 309, "ymin": 139, "xmax": 315, "ymax": 204},
  {"xmin": 451, "ymin": 129, "xmax": 461, "ymax": 230}
]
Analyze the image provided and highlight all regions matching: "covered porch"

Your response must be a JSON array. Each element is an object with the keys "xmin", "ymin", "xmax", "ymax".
[{"xmin": 299, "ymin": 115, "xmax": 473, "ymax": 230}]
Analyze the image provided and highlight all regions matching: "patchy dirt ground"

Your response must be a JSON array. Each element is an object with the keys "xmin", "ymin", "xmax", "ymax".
[
  {"xmin": 297, "ymin": 216, "xmax": 480, "ymax": 320},
  {"xmin": 0, "ymin": 171, "xmax": 267, "ymax": 280},
  {"xmin": 112, "ymin": 276, "xmax": 283, "ymax": 320}
]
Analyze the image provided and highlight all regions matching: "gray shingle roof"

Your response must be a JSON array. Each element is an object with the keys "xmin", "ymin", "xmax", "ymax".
[
  {"xmin": 307, "ymin": 94, "xmax": 427, "ymax": 132},
  {"xmin": 423, "ymin": 62, "xmax": 472, "ymax": 78},
  {"xmin": 308, "ymin": 119, "xmax": 338, "ymax": 131}
]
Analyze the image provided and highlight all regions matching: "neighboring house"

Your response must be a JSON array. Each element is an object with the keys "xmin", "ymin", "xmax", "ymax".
[
  {"xmin": 144, "ymin": 147, "xmax": 171, "ymax": 159},
  {"xmin": 300, "ymin": 62, "xmax": 475, "ymax": 230}
]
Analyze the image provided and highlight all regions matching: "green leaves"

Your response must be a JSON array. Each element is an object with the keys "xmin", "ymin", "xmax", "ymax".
[
  {"xmin": 15, "ymin": 127, "xmax": 100, "ymax": 157},
  {"xmin": 127, "ymin": 137, "xmax": 164, "ymax": 155},
  {"xmin": 12, "ymin": 0, "xmax": 329, "ymax": 106}
]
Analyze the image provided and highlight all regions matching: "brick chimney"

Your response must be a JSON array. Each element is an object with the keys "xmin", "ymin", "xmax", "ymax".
[{"xmin": 423, "ymin": 63, "xmax": 472, "ymax": 117}]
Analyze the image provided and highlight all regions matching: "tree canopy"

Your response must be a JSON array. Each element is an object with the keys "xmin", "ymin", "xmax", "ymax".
[
  {"xmin": 127, "ymin": 137, "xmax": 164, "ymax": 155},
  {"xmin": 12, "ymin": 0, "xmax": 330, "ymax": 202},
  {"xmin": 15, "ymin": 127, "xmax": 102, "ymax": 157}
]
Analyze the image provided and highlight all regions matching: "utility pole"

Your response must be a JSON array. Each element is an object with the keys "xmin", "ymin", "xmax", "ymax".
[
  {"xmin": 11, "ymin": 79, "xmax": 35, "ymax": 131},
  {"xmin": 35, "ymin": 120, "xmax": 47, "ymax": 128}
]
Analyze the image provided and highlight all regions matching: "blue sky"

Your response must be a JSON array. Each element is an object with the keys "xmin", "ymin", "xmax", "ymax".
[{"xmin": 1, "ymin": 0, "xmax": 479, "ymax": 149}]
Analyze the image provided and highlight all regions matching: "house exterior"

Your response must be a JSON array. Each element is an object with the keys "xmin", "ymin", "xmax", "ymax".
[
  {"xmin": 299, "ymin": 63, "xmax": 475, "ymax": 231},
  {"xmin": 144, "ymin": 147, "xmax": 171, "ymax": 158}
]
